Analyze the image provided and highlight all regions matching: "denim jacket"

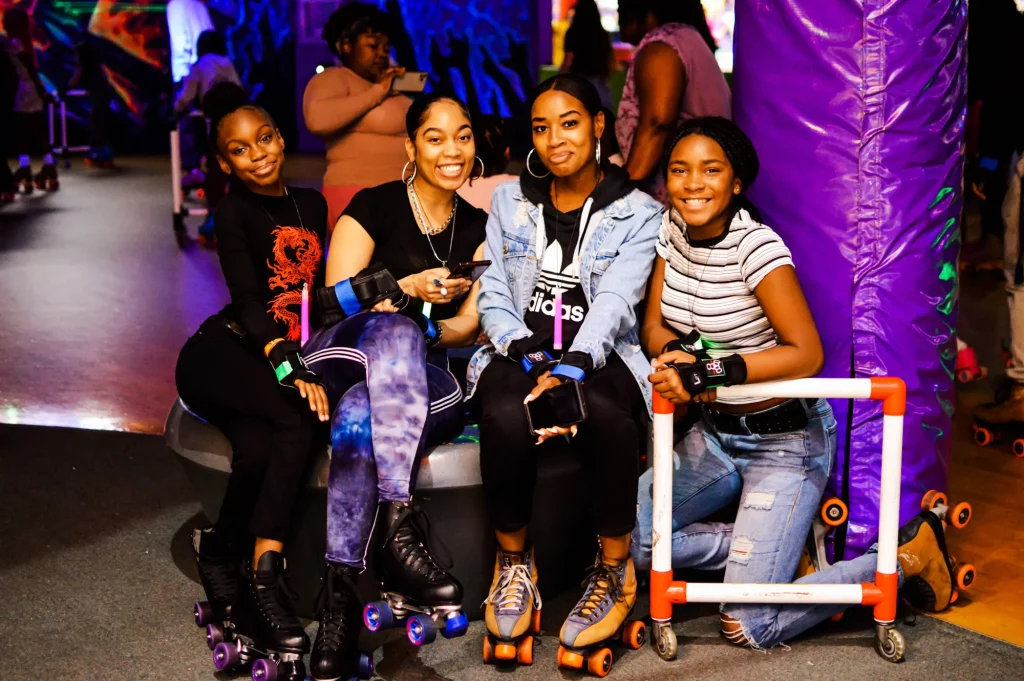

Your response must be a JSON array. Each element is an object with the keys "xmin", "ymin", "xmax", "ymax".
[{"xmin": 467, "ymin": 179, "xmax": 664, "ymax": 414}]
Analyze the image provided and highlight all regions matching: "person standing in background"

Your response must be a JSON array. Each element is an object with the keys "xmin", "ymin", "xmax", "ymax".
[
  {"xmin": 560, "ymin": 0, "xmax": 614, "ymax": 112},
  {"xmin": 167, "ymin": 0, "xmax": 214, "ymax": 84},
  {"xmin": 69, "ymin": 41, "xmax": 116, "ymax": 168},
  {"xmin": 303, "ymin": 2, "xmax": 410, "ymax": 233},
  {"xmin": 615, "ymin": 0, "xmax": 730, "ymax": 203}
]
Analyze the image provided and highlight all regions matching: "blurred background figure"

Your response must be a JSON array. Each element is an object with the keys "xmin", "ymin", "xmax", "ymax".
[
  {"xmin": 69, "ymin": 41, "xmax": 115, "ymax": 168},
  {"xmin": 615, "ymin": 0, "xmax": 730, "ymax": 203},
  {"xmin": 303, "ymin": 1, "xmax": 410, "ymax": 232},
  {"xmin": 166, "ymin": 0, "xmax": 214, "ymax": 84},
  {"xmin": 174, "ymin": 30, "xmax": 242, "ymax": 118},
  {"xmin": 457, "ymin": 114, "xmax": 517, "ymax": 212},
  {"xmin": 0, "ymin": 21, "xmax": 15, "ymax": 204},
  {"xmin": 560, "ymin": 0, "xmax": 614, "ymax": 111}
]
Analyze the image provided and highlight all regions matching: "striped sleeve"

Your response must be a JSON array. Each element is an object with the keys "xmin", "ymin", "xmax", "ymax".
[
  {"xmin": 737, "ymin": 225, "xmax": 793, "ymax": 289},
  {"xmin": 655, "ymin": 213, "xmax": 672, "ymax": 260}
]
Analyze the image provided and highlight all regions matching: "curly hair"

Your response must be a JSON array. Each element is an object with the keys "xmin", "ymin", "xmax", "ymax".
[{"xmin": 321, "ymin": 1, "xmax": 394, "ymax": 59}]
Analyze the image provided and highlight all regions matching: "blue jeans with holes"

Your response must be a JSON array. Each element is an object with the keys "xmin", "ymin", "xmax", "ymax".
[{"xmin": 633, "ymin": 398, "xmax": 885, "ymax": 648}]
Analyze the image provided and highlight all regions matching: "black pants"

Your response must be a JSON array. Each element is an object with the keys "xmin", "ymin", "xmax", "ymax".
[
  {"xmin": 14, "ymin": 111, "xmax": 47, "ymax": 157},
  {"xmin": 175, "ymin": 318, "xmax": 323, "ymax": 543},
  {"xmin": 478, "ymin": 353, "xmax": 647, "ymax": 538}
]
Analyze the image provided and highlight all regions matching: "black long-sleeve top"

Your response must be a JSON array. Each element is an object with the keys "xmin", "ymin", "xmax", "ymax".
[{"xmin": 213, "ymin": 186, "xmax": 328, "ymax": 352}]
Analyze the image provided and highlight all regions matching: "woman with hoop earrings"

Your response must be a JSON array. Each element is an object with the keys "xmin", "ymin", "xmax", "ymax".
[
  {"xmin": 299, "ymin": 92, "xmax": 487, "ymax": 679},
  {"xmin": 469, "ymin": 74, "xmax": 663, "ymax": 668}
]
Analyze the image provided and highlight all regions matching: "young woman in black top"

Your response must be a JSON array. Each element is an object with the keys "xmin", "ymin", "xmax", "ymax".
[
  {"xmin": 300, "ymin": 93, "xmax": 487, "ymax": 678},
  {"xmin": 174, "ymin": 88, "xmax": 327, "ymax": 679}
]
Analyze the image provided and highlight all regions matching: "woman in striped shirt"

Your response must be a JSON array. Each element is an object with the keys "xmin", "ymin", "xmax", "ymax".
[{"xmin": 631, "ymin": 117, "xmax": 959, "ymax": 649}]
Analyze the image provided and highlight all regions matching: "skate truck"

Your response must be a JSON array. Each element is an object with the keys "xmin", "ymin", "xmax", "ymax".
[{"xmin": 648, "ymin": 377, "xmax": 911, "ymax": 662}]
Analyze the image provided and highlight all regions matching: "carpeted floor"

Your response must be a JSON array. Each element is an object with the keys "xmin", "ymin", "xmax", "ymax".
[{"xmin": 2, "ymin": 423, "xmax": 1023, "ymax": 681}]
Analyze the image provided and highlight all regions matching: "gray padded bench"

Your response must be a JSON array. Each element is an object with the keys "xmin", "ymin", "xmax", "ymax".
[{"xmin": 165, "ymin": 398, "xmax": 597, "ymax": 619}]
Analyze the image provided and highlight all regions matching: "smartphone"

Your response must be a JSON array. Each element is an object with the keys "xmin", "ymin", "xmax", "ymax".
[
  {"xmin": 393, "ymin": 71, "xmax": 428, "ymax": 93},
  {"xmin": 448, "ymin": 260, "xmax": 492, "ymax": 284},
  {"xmin": 524, "ymin": 381, "xmax": 588, "ymax": 434}
]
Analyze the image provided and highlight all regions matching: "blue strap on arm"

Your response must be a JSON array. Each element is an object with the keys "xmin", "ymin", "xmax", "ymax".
[
  {"xmin": 334, "ymin": 279, "xmax": 362, "ymax": 316},
  {"xmin": 521, "ymin": 350, "xmax": 553, "ymax": 375},
  {"xmin": 550, "ymin": 363, "xmax": 586, "ymax": 383}
]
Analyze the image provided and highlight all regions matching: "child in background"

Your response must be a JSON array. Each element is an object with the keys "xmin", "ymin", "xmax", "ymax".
[
  {"xmin": 69, "ymin": 41, "xmax": 115, "ymax": 168},
  {"xmin": 2, "ymin": 8, "xmax": 57, "ymax": 193}
]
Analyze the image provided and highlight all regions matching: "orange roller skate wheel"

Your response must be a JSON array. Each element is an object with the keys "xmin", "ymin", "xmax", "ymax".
[
  {"xmin": 830, "ymin": 611, "xmax": 845, "ymax": 623},
  {"xmin": 531, "ymin": 607, "xmax": 543, "ymax": 634},
  {"xmin": 482, "ymin": 635, "xmax": 495, "ymax": 664},
  {"xmin": 950, "ymin": 589, "xmax": 960, "ymax": 604},
  {"xmin": 587, "ymin": 648, "xmax": 613, "ymax": 678},
  {"xmin": 956, "ymin": 564, "xmax": 976, "ymax": 591},
  {"xmin": 621, "ymin": 620, "xmax": 646, "ymax": 650},
  {"xmin": 950, "ymin": 502, "xmax": 972, "ymax": 529},
  {"xmin": 921, "ymin": 490, "xmax": 947, "ymax": 511},
  {"xmin": 517, "ymin": 636, "xmax": 534, "ymax": 666},
  {"xmin": 821, "ymin": 498, "xmax": 849, "ymax": 527},
  {"xmin": 557, "ymin": 645, "xmax": 584, "ymax": 670},
  {"xmin": 494, "ymin": 642, "xmax": 517, "ymax": 662},
  {"xmin": 1014, "ymin": 440, "xmax": 1024, "ymax": 458},
  {"xmin": 974, "ymin": 428, "xmax": 993, "ymax": 447}
]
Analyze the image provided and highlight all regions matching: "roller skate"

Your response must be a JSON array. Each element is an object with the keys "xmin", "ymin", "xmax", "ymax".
[
  {"xmin": 362, "ymin": 500, "xmax": 468, "ymax": 647},
  {"xmin": 955, "ymin": 339, "xmax": 987, "ymax": 384},
  {"xmin": 197, "ymin": 214, "xmax": 217, "ymax": 249},
  {"xmin": 557, "ymin": 553, "xmax": 646, "ymax": 678},
  {"xmin": 13, "ymin": 166, "xmax": 33, "ymax": 195},
  {"xmin": 182, "ymin": 167, "xmax": 205, "ymax": 192},
  {"xmin": 192, "ymin": 527, "xmax": 242, "ymax": 651},
  {"xmin": 85, "ymin": 147, "xmax": 115, "ymax": 169},
  {"xmin": 482, "ymin": 546, "xmax": 542, "ymax": 666},
  {"xmin": 311, "ymin": 562, "xmax": 374, "ymax": 681},
  {"xmin": 33, "ymin": 164, "xmax": 59, "ymax": 192},
  {"xmin": 972, "ymin": 383, "xmax": 1024, "ymax": 458},
  {"xmin": 918, "ymin": 490, "xmax": 976, "ymax": 606},
  {"xmin": 211, "ymin": 550, "xmax": 309, "ymax": 680},
  {"xmin": 897, "ymin": 503, "xmax": 974, "ymax": 614}
]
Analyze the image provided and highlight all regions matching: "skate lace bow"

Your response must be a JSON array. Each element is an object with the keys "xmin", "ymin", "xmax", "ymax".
[
  {"xmin": 573, "ymin": 562, "xmax": 623, "ymax": 621},
  {"xmin": 483, "ymin": 562, "xmax": 542, "ymax": 612}
]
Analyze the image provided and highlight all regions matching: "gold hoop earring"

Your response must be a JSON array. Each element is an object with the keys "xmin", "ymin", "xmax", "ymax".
[{"xmin": 401, "ymin": 161, "xmax": 417, "ymax": 184}]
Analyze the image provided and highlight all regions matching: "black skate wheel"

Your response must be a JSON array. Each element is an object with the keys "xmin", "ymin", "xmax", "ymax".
[{"xmin": 357, "ymin": 653, "xmax": 374, "ymax": 679}]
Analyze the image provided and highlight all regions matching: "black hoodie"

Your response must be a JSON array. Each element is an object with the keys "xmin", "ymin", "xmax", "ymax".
[{"xmin": 519, "ymin": 164, "xmax": 634, "ymax": 356}]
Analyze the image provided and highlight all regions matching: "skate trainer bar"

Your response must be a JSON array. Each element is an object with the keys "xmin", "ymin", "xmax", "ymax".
[{"xmin": 649, "ymin": 377, "xmax": 906, "ymax": 660}]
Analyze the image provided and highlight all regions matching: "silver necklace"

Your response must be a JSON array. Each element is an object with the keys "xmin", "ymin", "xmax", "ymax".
[
  {"xmin": 407, "ymin": 180, "xmax": 458, "ymax": 268},
  {"xmin": 259, "ymin": 188, "xmax": 305, "ymax": 231}
]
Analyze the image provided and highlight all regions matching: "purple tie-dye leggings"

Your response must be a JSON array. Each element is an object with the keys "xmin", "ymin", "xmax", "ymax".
[{"xmin": 303, "ymin": 313, "xmax": 465, "ymax": 569}]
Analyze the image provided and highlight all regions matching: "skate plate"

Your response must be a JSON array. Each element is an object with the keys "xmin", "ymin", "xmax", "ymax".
[
  {"xmin": 556, "ymin": 619, "xmax": 646, "ymax": 678},
  {"xmin": 920, "ymin": 491, "xmax": 977, "ymax": 604},
  {"xmin": 363, "ymin": 593, "xmax": 468, "ymax": 646},
  {"xmin": 482, "ymin": 608, "xmax": 543, "ymax": 666},
  {"xmin": 211, "ymin": 632, "xmax": 307, "ymax": 681},
  {"xmin": 972, "ymin": 417, "xmax": 1024, "ymax": 458}
]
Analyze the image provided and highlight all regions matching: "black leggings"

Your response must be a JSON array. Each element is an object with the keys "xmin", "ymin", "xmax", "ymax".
[
  {"xmin": 478, "ymin": 353, "xmax": 647, "ymax": 538},
  {"xmin": 175, "ymin": 318, "xmax": 323, "ymax": 543}
]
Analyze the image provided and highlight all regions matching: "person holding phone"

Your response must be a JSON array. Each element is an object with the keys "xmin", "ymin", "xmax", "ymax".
[
  {"xmin": 469, "ymin": 74, "xmax": 663, "ymax": 664},
  {"xmin": 303, "ymin": 1, "xmax": 412, "ymax": 231},
  {"xmin": 299, "ymin": 93, "xmax": 487, "ymax": 680}
]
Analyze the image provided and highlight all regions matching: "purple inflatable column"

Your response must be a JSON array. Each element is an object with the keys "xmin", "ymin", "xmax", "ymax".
[{"xmin": 733, "ymin": 1, "xmax": 967, "ymax": 554}]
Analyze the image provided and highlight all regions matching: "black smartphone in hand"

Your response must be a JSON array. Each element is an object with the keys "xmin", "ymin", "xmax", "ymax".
[
  {"xmin": 524, "ymin": 381, "xmax": 588, "ymax": 434},
  {"xmin": 448, "ymin": 260, "xmax": 492, "ymax": 284}
]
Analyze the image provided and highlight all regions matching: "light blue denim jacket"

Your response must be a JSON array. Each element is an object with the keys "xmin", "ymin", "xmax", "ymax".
[{"xmin": 466, "ymin": 179, "xmax": 664, "ymax": 415}]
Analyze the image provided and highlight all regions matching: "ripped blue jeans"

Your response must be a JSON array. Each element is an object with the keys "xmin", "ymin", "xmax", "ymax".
[
  {"xmin": 303, "ymin": 313, "xmax": 465, "ymax": 569},
  {"xmin": 633, "ymin": 398, "xmax": 888, "ymax": 648}
]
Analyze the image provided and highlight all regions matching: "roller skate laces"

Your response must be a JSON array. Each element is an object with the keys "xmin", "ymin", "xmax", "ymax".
[
  {"xmin": 572, "ymin": 560, "xmax": 625, "ymax": 623},
  {"xmin": 484, "ymin": 551, "xmax": 542, "ymax": 638}
]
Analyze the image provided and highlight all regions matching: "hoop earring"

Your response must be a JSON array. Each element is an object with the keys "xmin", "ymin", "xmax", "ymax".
[
  {"xmin": 596, "ymin": 139, "xmax": 602, "ymax": 164},
  {"xmin": 471, "ymin": 156, "xmax": 485, "ymax": 181},
  {"xmin": 526, "ymin": 149, "xmax": 550, "ymax": 178},
  {"xmin": 401, "ymin": 161, "xmax": 417, "ymax": 184}
]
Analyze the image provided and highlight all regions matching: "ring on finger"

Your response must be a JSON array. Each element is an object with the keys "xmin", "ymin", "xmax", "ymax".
[{"xmin": 440, "ymin": 286, "xmax": 448, "ymax": 297}]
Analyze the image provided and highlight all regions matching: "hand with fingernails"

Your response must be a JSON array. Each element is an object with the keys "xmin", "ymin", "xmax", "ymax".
[
  {"xmin": 648, "ymin": 353, "xmax": 718, "ymax": 405},
  {"xmin": 523, "ymin": 372, "xmax": 579, "ymax": 444},
  {"xmin": 400, "ymin": 267, "xmax": 471, "ymax": 304}
]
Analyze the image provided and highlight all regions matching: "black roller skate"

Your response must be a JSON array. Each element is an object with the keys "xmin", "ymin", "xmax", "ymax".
[
  {"xmin": 14, "ymin": 166, "xmax": 33, "ymax": 195},
  {"xmin": 33, "ymin": 164, "xmax": 59, "ymax": 192},
  {"xmin": 311, "ymin": 562, "xmax": 374, "ymax": 681},
  {"xmin": 972, "ymin": 383, "xmax": 1024, "ymax": 458},
  {"xmin": 211, "ymin": 550, "xmax": 310, "ymax": 681},
  {"xmin": 192, "ymin": 527, "xmax": 242, "ymax": 651},
  {"xmin": 362, "ymin": 500, "xmax": 468, "ymax": 647}
]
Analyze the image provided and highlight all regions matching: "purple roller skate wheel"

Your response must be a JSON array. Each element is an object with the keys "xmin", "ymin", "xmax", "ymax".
[
  {"xmin": 358, "ymin": 653, "xmax": 374, "ymax": 679},
  {"xmin": 250, "ymin": 657, "xmax": 278, "ymax": 681},
  {"xmin": 194, "ymin": 600, "xmax": 213, "ymax": 627},
  {"xmin": 363, "ymin": 601, "xmax": 393, "ymax": 632},
  {"xmin": 212, "ymin": 641, "xmax": 239, "ymax": 671},
  {"xmin": 206, "ymin": 623, "xmax": 224, "ymax": 650},
  {"xmin": 406, "ymin": 615, "xmax": 436, "ymax": 647}
]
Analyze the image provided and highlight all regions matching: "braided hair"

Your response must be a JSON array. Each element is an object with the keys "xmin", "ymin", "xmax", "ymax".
[{"xmin": 663, "ymin": 116, "xmax": 761, "ymax": 220}]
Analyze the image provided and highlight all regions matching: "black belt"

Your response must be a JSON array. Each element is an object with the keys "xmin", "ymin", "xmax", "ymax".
[{"xmin": 703, "ymin": 398, "xmax": 810, "ymax": 436}]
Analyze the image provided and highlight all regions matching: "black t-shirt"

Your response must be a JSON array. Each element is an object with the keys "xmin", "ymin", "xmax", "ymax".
[
  {"xmin": 343, "ymin": 180, "xmax": 488, "ymax": 320},
  {"xmin": 214, "ymin": 186, "xmax": 328, "ymax": 350},
  {"xmin": 524, "ymin": 203, "xmax": 589, "ymax": 352}
]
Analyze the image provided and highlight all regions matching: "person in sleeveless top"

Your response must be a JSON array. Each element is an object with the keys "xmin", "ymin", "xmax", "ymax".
[{"xmin": 616, "ymin": 0, "xmax": 731, "ymax": 203}]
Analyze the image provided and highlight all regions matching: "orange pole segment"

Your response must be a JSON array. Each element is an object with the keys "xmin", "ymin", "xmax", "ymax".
[
  {"xmin": 869, "ymin": 377, "xmax": 906, "ymax": 416},
  {"xmin": 873, "ymin": 571, "xmax": 899, "ymax": 622}
]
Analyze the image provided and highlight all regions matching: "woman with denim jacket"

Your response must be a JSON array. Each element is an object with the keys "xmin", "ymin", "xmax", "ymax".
[
  {"xmin": 632, "ymin": 117, "xmax": 960, "ymax": 650},
  {"xmin": 469, "ymin": 74, "xmax": 663, "ymax": 665}
]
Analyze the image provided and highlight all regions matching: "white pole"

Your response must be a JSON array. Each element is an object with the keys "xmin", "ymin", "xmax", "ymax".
[
  {"xmin": 652, "ymin": 409, "xmax": 674, "ymax": 576},
  {"xmin": 170, "ymin": 127, "xmax": 183, "ymax": 215},
  {"xmin": 875, "ymin": 414, "xmax": 904, "ymax": 579},
  {"xmin": 685, "ymin": 582, "xmax": 867, "ymax": 604},
  {"xmin": 718, "ymin": 378, "xmax": 873, "ymax": 401}
]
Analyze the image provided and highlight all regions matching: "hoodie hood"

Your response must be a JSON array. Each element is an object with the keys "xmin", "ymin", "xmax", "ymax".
[{"xmin": 519, "ymin": 162, "xmax": 634, "ymax": 217}]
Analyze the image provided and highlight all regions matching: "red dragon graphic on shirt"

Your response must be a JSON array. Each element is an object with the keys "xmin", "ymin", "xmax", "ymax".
[{"xmin": 266, "ymin": 226, "xmax": 322, "ymax": 341}]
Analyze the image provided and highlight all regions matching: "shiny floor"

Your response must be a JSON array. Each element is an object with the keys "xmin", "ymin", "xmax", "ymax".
[{"xmin": 0, "ymin": 159, "xmax": 1020, "ymax": 653}]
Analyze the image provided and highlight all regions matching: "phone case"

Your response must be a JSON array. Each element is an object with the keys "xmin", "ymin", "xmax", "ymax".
[{"xmin": 523, "ymin": 380, "xmax": 588, "ymax": 434}]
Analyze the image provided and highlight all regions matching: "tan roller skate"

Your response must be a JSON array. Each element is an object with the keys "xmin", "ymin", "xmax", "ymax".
[{"xmin": 482, "ymin": 546, "xmax": 542, "ymax": 666}]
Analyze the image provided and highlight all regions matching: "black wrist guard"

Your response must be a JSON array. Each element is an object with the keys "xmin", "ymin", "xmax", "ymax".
[
  {"xmin": 671, "ymin": 354, "xmax": 747, "ymax": 394},
  {"xmin": 316, "ymin": 263, "xmax": 403, "ymax": 328},
  {"xmin": 662, "ymin": 330, "xmax": 707, "ymax": 358},
  {"xmin": 268, "ymin": 342, "xmax": 319, "ymax": 388},
  {"xmin": 508, "ymin": 332, "xmax": 558, "ymax": 379},
  {"xmin": 550, "ymin": 351, "xmax": 593, "ymax": 383}
]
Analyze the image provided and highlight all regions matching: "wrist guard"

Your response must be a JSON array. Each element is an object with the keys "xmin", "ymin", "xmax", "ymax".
[
  {"xmin": 268, "ymin": 341, "xmax": 320, "ymax": 388},
  {"xmin": 662, "ymin": 330, "xmax": 706, "ymax": 358},
  {"xmin": 508, "ymin": 333, "xmax": 557, "ymax": 379},
  {"xmin": 316, "ymin": 263, "xmax": 404, "ymax": 328},
  {"xmin": 671, "ymin": 353, "xmax": 747, "ymax": 395},
  {"xmin": 550, "ymin": 351, "xmax": 593, "ymax": 383}
]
